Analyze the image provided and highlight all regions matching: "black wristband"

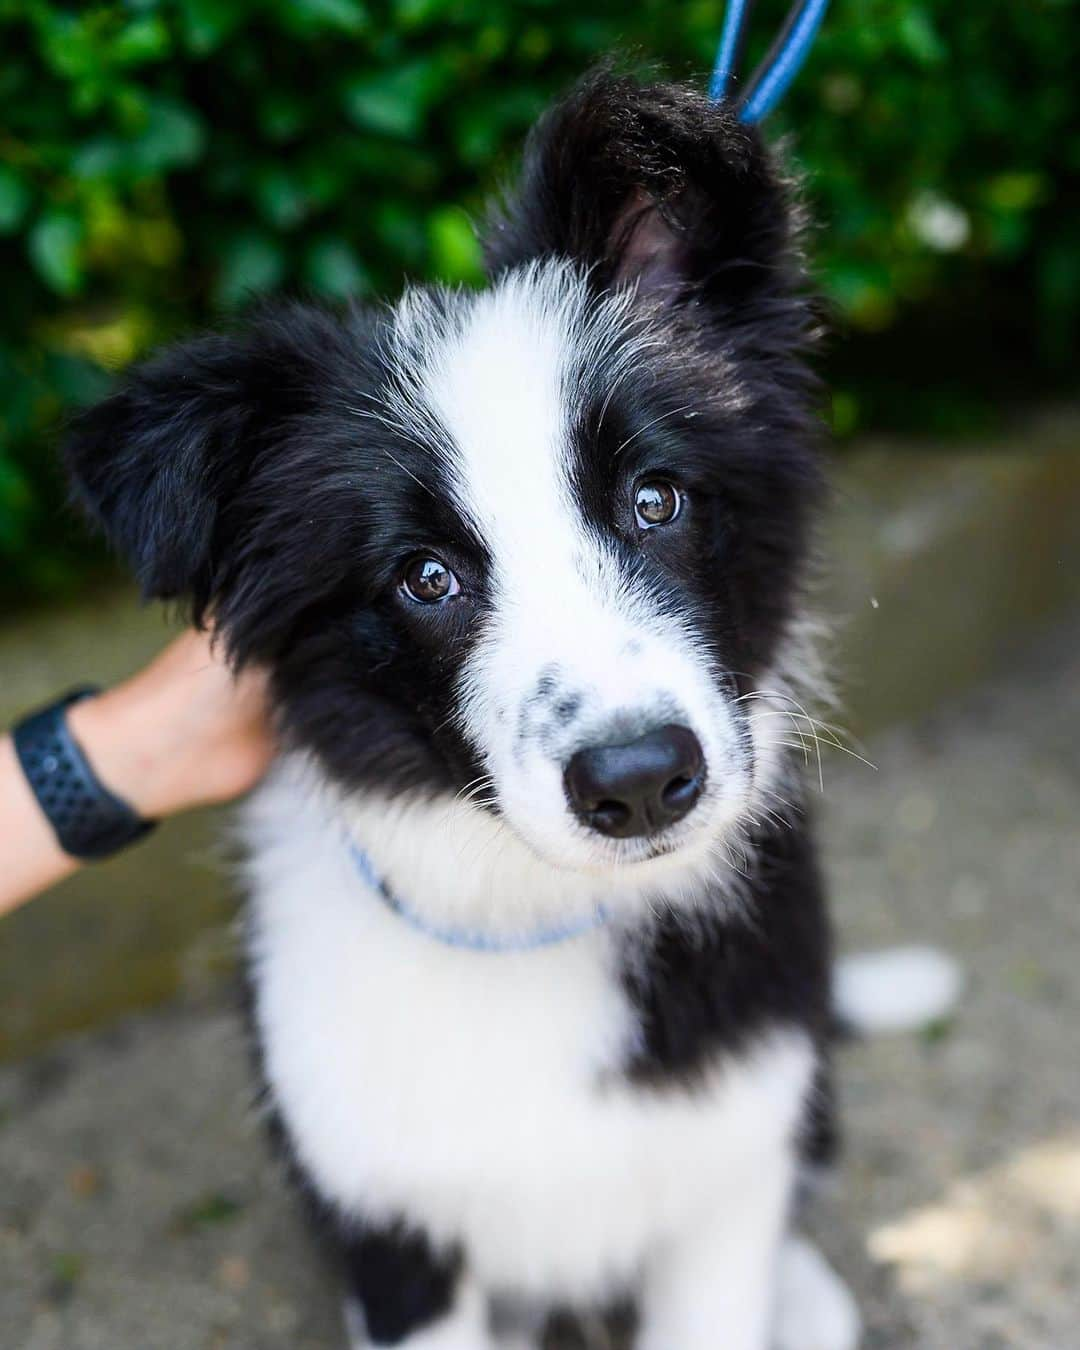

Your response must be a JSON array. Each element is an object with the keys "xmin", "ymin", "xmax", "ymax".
[{"xmin": 12, "ymin": 689, "xmax": 157, "ymax": 861}]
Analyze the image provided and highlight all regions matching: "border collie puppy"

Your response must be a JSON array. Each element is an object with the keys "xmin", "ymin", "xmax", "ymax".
[{"xmin": 67, "ymin": 72, "xmax": 864, "ymax": 1350}]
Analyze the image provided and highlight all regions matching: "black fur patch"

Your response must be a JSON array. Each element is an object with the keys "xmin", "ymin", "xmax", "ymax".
[
  {"xmin": 620, "ymin": 813, "xmax": 833, "ymax": 1091},
  {"xmin": 337, "ymin": 1222, "xmax": 462, "ymax": 1345}
]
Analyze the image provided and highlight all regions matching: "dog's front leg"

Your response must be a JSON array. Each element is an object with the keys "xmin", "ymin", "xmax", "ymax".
[{"xmin": 636, "ymin": 1156, "xmax": 794, "ymax": 1350}]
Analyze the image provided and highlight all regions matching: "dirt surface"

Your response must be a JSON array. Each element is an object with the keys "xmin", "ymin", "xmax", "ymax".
[{"xmin": 2, "ymin": 615, "xmax": 1079, "ymax": 1349}]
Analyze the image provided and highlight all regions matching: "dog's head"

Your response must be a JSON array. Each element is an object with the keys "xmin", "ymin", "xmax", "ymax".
[{"xmin": 67, "ymin": 73, "xmax": 822, "ymax": 896}]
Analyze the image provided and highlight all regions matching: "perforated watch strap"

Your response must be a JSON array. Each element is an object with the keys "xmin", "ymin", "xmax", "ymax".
[{"xmin": 13, "ymin": 688, "xmax": 156, "ymax": 861}]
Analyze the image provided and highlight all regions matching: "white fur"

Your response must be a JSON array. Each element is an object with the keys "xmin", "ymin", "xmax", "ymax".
[
  {"xmin": 773, "ymin": 1238, "xmax": 861, "ymax": 1350},
  {"xmin": 245, "ymin": 763, "xmax": 814, "ymax": 1338},
  {"xmin": 833, "ymin": 946, "xmax": 963, "ymax": 1035},
  {"xmin": 639, "ymin": 1148, "xmax": 796, "ymax": 1350}
]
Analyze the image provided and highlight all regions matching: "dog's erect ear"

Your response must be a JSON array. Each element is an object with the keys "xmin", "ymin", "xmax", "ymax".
[
  {"xmin": 65, "ymin": 307, "xmax": 330, "ymax": 619},
  {"xmin": 483, "ymin": 70, "xmax": 804, "ymax": 330}
]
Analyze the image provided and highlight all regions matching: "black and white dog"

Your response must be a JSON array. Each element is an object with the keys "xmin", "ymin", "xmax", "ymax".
[{"xmin": 65, "ymin": 71, "xmax": 948, "ymax": 1350}]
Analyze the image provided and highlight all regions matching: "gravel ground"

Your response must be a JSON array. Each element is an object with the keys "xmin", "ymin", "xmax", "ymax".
[{"xmin": 2, "ymin": 616, "xmax": 1079, "ymax": 1350}]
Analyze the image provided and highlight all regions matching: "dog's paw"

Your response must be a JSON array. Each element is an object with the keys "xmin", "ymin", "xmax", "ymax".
[
  {"xmin": 834, "ymin": 946, "xmax": 962, "ymax": 1035},
  {"xmin": 772, "ymin": 1237, "xmax": 859, "ymax": 1350},
  {"xmin": 343, "ymin": 1283, "xmax": 496, "ymax": 1349}
]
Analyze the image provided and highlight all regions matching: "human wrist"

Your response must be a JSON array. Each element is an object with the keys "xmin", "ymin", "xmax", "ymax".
[{"xmin": 66, "ymin": 681, "xmax": 183, "ymax": 821}]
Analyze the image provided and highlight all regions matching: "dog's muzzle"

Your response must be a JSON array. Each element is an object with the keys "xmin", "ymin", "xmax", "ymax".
[{"xmin": 563, "ymin": 724, "xmax": 705, "ymax": 839}]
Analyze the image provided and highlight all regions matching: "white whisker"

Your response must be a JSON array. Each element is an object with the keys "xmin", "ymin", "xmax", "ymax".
[{"xmin": 613, "ymin": 402, "xmax": 698, "ymax": 458}]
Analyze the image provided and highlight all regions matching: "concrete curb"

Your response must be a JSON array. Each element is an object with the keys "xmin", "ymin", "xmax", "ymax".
[{"xmin": 828, "ymin": 407, "xmax": 1080, "ymax": 734}]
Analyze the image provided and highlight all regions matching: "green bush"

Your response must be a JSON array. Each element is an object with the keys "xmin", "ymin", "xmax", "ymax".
[{"xmin": 1, "ymin": 0, "xmax": 1077, "ymax": 601}]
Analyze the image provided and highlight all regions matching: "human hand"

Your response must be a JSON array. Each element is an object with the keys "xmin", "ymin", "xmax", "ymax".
[{"xmin": 66, "ymin": 628, "xmax": 275, "ymax": 820}]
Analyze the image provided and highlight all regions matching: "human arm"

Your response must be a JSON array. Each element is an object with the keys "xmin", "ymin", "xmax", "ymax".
[{"xmin": 0, "ymin": 628, "xmax": 272, "ymax": 918}]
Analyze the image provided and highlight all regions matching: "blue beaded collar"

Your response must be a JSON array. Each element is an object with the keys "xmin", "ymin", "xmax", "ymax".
[{"xmin": 348, "ymin": 842, "xmax": 609, "ymax": 953}]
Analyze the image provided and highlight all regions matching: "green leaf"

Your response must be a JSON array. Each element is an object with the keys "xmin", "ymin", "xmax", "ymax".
[
  {"xmin": 0, "ymin": 166, "xmax": 31, "ymax": 234},
  {"xmin": 920, "ymin": 1016, "xmax": 955, "ymax": 1046},
  {"xmin": 43, "ymin": 353, "xmax": 112, "ymax": 407},
  {"xmin": 48, "ymin": 1252, "xmax": 85, "ymax": 1300},
  {"xmin": 825, "ymin": 260, "xmax": 896, "ymax": 330},
  {"xmin": 215, "ymin": 231, "xmax": 286, "ymax": 308},
  {"xmin": 28, "ymin": 211, "xmax": 84, "ymax": 295},
  {"xmin": 897, "ymin": 9, "xmax": 947, "ymax": 67},
  {"xmin": 172, "ymin": 1191, "xmax": 245, "ymax": 1232},
  {"xmin": 829, "ymin": 391, "xmax": 861, "ymax": 439},
  {"xmin": 0, "ymin": 457, "xmax": 32, "ymax": 551},
  {"xmin": 178, "ymin": 0, "xmax": 248, "ymax": 54},
  {"xmin": 427, "ymin": 206, "xmax": 482, "ymax": 284},
  {"xmin": 132, "ymin": 98, "xmax": 206, "ymax": 171},
  {"xmin": 343, "ymin": 62, "xmax": 443, "ymax": 138},
  {"xmin": 71, "ymin": 137, "xmax": 124, "ymax": 180},
  {"xmin": 258, "ymin": 92, "xmax": 308, "ymax": 143},
  {"xmin": 985, "ymin": 172, "xmax": 1048, "ymax": 213},
  {"xmin": 113, "ymin": 15, "xmax": 172, "ymax": 64},
  {"xmin": 281, "ymin": 0, "xmax": 369, "ymax": 35},
  {"xmin": 255, "ymin": 166, "xmax": 309, "ymax": 229},
  {"xmin": 373, "ymin": 201, "xmax": 427, "ymax": 265},
  {"xmin": 392, "ymin": 0, "xmax": 445, "ymax": 28},
  {"xmin": 303, "ymin": 237, "xmax": 370, "ymax": 299}
]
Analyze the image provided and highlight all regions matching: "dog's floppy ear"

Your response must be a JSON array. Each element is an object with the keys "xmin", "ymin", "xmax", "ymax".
[
  {"xmin": 65, "ymin": 307, "xmax": 327, "ymax": 620},
  {"xmin": 483, "ymin": 70, "xmax": 804, "ymax": 333}
]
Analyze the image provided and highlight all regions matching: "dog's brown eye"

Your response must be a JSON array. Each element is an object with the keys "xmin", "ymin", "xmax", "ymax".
[
  {"xmin": 402, "ymin": 556, "xmax": 459, "ymax": 604},
  {"xmin": 634, "ymin": 480, "xmax": 681, "ymax": 528}
]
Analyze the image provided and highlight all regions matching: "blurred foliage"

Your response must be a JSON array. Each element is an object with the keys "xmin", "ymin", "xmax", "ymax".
[{"xmin": 0, "ymin": 0, "xmax": 1077, "ymax": 601}]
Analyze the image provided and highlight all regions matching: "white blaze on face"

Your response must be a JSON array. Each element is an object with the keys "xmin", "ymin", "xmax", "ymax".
[{"xmin": 393, "ymin": 261, "xmax": 750, "ymax": 873}]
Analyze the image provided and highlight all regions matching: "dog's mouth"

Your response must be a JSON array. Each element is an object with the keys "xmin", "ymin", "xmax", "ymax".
[
  {"xmin": 608, "ymin": 834, "xmax": 683, "ymax": 865},
  {"xmin": 545, "ymin": 806, "xmax": 720, "ymax": 877}
]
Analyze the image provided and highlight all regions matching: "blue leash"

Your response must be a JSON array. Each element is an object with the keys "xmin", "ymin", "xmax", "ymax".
[
  {"xmin": 711, "ymin": 0, "xmax": 831, "ymax": 123},
  {"xmin": 708, "ymin": 0, "xmax": 756, "ymax": 102},
  {"xmin": 348, "ymin": 841, "xmax": 609, "ymax": 954}
]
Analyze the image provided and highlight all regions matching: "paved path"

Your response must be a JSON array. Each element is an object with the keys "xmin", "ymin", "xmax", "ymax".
[{"xmin": 3, "ymin": 617, "xmax": 1079, "ymax": 1349}]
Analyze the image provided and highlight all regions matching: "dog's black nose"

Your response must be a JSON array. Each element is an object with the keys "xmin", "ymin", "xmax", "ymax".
[{"xmin": 564, "ymin": 724, "xmax": 705, "ymax": 839}]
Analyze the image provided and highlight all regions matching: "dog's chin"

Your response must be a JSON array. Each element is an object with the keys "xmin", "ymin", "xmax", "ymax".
[{"xmin": 501, "ymin": 800, "xmax": 732, "ymax": 888}]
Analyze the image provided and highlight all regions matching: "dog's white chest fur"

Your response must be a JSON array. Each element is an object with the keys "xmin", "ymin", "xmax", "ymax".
[{"xmin": 245, "ymin": 768, "xmax": 813, "ymax": 1302}]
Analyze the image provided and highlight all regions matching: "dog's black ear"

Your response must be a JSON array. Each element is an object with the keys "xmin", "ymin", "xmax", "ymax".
[
  {"xmin": 65, "ymin": 308, "xmax": 327, "ymax": 620},
  {"xmin": 483, "ymin": 70, "xmax": 804, "ymax": 332}
]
